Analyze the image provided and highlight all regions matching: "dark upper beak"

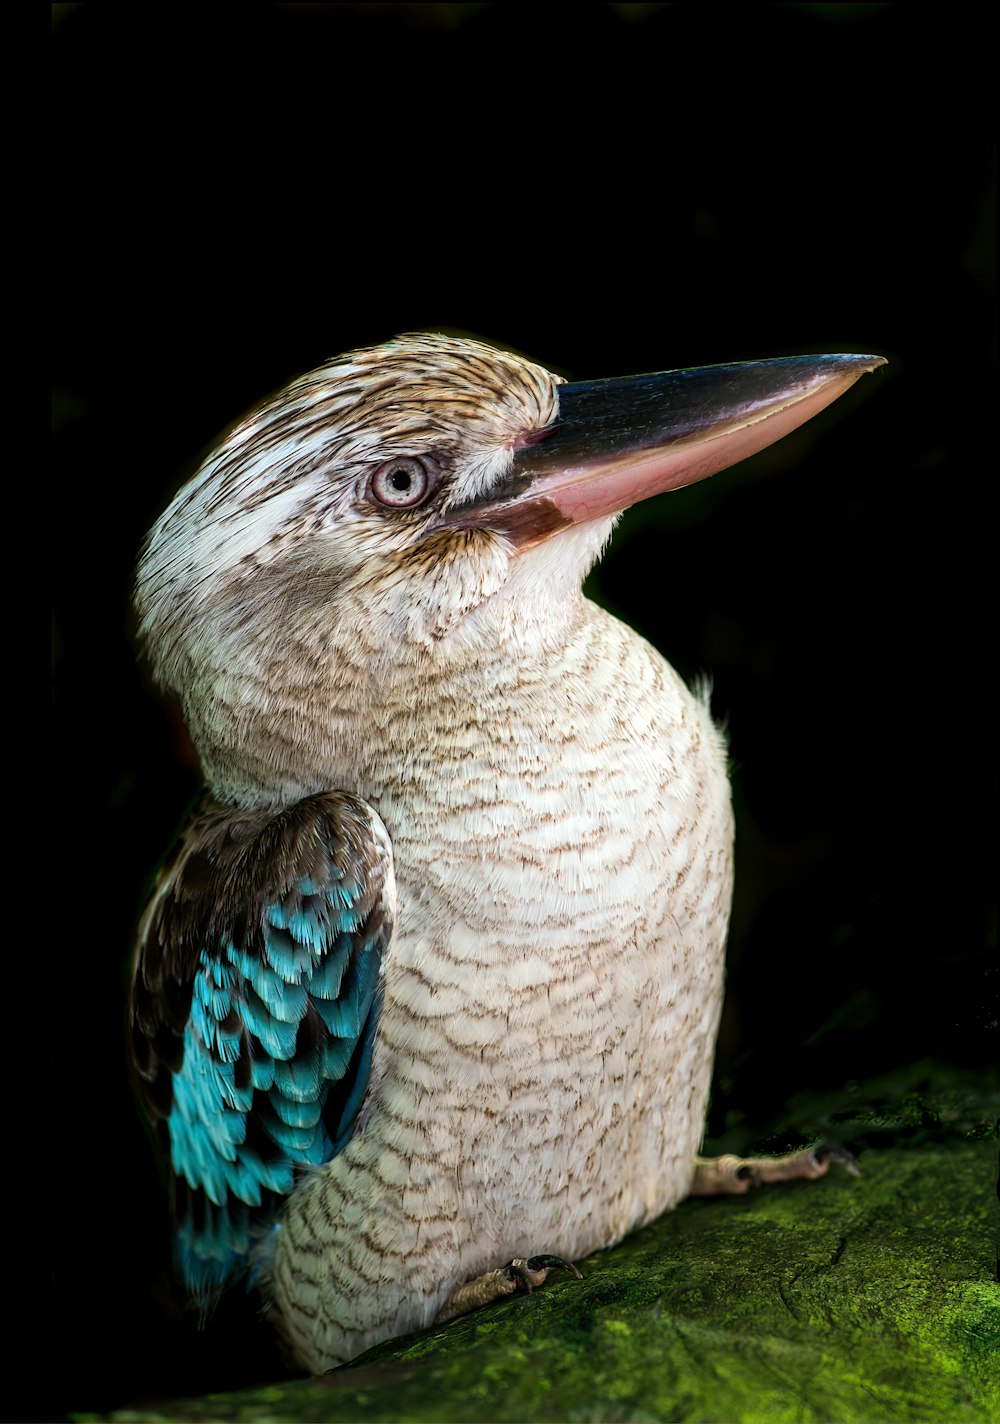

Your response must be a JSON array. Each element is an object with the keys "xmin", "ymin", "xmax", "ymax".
[{"xmin": 440, "ymin": 353, "xmax": 886, "ymax": 550}]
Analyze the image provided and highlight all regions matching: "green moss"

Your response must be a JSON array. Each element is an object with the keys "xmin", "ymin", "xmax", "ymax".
[{"xmin": 108, "ymin": 1072, "xmax": 997, "ymax": 1423}]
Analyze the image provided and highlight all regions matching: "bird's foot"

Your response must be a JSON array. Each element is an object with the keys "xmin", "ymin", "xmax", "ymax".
[
  {"xmin": 690, "ymin": 1143, "xmax": 858, "ymax": 1197},
  {"xmin": 435, "ymin": 1253, "xmax": 582, "ymax": 1324}
]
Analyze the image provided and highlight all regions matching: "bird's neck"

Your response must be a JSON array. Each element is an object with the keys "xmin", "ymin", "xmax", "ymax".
[{"xmin": 187, "ymin": 577, "xmax": 600, "ymax": 812}]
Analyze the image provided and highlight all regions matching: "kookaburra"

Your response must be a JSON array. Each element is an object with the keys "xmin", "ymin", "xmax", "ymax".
[{"xmin": 130, "ymin": 334, "xmax": 882, "ymax": 1372}]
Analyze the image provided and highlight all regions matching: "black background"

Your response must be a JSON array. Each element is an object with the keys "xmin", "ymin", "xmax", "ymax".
[{"xmin": 51, "ymin": 5, "xmax": 994, "ymax": 1418}]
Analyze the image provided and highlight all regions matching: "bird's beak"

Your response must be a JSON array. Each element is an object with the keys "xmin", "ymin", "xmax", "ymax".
[{"xmin": 440, "ymin": 354, "xmax": 886, "ymax": 551}]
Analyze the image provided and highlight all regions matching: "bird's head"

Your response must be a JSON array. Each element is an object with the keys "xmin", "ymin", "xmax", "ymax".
[
  {"xmin": 136, "ymin": 333, "xmax": 883, "ymax": 802},
  {"xmin": 137, "ymin": 336, "xmax": 567, "ymax": 686}
]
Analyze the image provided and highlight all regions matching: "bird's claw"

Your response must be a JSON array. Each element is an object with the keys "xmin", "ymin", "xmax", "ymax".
[
  {"xmin": 814, "ymin": 1142, "xmax": 861, "ymax": 1177},
  {"xmin": 504, "ymin": 1254, "xmax": 583, "ymax": 1293},
  {"xmin": 436, "ymin": 1251, "xmax": 582, "ymax": 1323}
]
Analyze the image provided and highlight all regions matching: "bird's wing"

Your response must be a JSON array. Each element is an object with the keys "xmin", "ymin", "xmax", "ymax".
[{"xmin": 130, "ymin": 790, "xmax": 394, "ymax": 1305}]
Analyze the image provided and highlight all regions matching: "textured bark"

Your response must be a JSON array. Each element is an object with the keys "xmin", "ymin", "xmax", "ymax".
[{"xmin": 106, "ymin": 1065, "xmax": 996, "ymax": 1424}]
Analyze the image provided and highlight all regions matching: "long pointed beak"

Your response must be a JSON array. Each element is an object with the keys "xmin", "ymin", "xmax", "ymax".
[{"xmin": 442, "ymin": 353, "xmax": 886, "ymax": 551}]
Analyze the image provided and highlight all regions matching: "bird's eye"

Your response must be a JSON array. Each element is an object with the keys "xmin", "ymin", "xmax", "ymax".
[{"xmin": 368, "ymin": 457, "xmax": 435, "ymax": 509}]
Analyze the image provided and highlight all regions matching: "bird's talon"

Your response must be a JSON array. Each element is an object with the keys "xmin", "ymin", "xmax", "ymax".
[
  {"xmin": 814, "ymin": 1143, "xmax": 860, "ymax": 1176},
  {"xmin": 503, "ymin": 1253, "xmax": 581, "ymax": 1293},
  {"xmin": 437, "ymin": 1250, "xmax": 583, "ymax": 1322},
  {"xmin": 524, "ymin": 1253, "xmax": 583, "ymax": 1279},
  {"xmin": 504, "ymin": 1257, "xmax": 542, "ymax": 1292}
]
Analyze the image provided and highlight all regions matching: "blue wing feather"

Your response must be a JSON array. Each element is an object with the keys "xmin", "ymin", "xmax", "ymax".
[{"xmin": 130, "ymin": 791, "xmax": 394, "ymax": 1307}]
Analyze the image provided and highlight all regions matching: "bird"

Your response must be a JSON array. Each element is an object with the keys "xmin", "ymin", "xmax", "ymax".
[{"xmin": 130, "ymin": 333, "xmax": 883, "ymax": 1374}]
